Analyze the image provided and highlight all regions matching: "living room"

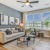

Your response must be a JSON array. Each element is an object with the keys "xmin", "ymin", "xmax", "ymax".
[{"xmin": 0, "ymin": 0, "xmax": 50, "ymax": 50}]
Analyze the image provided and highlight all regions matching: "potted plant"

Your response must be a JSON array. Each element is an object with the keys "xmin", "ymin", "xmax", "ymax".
[
  {"xmin": 25, "ymin": 28, "xmax": 32, "ymax": 36},
  {"xmin": 25, "ymin": 28, "xmax": 33, "ymax": 36}
]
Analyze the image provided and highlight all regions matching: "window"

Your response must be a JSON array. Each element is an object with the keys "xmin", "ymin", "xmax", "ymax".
[
  {"xmin": 26, "ymin": 14, "xmax": 33, "ymax": 29},
  {"xmin": 26, "ymin": 11, "xmax": 50, "ymax": 29},
  {"xmin": 33, "ymin": 14, "xmax": 42, "ymax": 28},
  {"xmin": 42, "ymin": 12, "xmax": 50, "ymax": 28}
]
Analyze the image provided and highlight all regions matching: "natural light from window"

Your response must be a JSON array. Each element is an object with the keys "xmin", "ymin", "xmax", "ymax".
[{"xmin": 26, "ymin": 12, "xmax": 50, "ymax": 29}]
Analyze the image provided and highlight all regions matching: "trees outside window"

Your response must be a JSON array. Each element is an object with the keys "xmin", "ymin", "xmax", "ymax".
[{"xmin": 42, "ymin": 12, "xmax": 50, "ymax": 28}]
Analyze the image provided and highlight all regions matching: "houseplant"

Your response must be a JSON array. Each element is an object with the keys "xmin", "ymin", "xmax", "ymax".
[{"xmin": 25, "ymin": 28, "xmax": 33, "ymax": 36}]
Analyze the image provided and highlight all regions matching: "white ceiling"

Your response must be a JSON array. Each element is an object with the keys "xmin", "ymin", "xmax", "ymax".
[{"xmin": 0, "ymin": 0, "xmax": 50, "ymax": 12}]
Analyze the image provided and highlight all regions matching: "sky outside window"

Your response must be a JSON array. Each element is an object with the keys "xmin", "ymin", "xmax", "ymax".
[
  {"xmin": 43, "ymin": 12, "xmax": 50, "ymax": 22},
  {"xmin": 27, "ymin": 14, "xmax": 33, "ymax": 23},
  {"xmin": 33, "ymin": 13, "xmax": 41, "ymax": 22}
]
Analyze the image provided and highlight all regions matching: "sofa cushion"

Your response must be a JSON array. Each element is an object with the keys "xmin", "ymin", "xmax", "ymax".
[
  {"xmin": 5, "ymin": 29, "xmax": 12, "ymax": 35},
  {"xmin": 6, "ymin": 32, "xmax": 24, "ymax": 39}
]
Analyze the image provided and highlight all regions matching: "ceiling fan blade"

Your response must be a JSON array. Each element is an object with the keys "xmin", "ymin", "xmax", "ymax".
[
  {"xmin": 30, "ymin": 1, "xmax": 39, "ymax": 3},
  {"xmin": 17, "ymin": 1, "xmax": 25, "ymax": 3},
  {"xmin": 29, "ymin": 5, "xmax": 33, "ymax": 8}
]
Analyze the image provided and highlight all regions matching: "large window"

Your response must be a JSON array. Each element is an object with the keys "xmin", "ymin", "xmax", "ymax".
[{"xmin": 26, "ymin": 12, "xmax": 50, "ymax": 29}]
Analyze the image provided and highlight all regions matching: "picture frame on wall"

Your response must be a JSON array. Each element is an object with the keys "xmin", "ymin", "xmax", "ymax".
[
  {"xmin": 15, "ymin": 18, "xmax": 19, "ymax": 25},
  {"xmin": 9, "ymin": 16, "xmax": 14, "ymax": 25},
  {"xmin": 1, "ymin": 14, "xmax": 8, "ymax": 25}
]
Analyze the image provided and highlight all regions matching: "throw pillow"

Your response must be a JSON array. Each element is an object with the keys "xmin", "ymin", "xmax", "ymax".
[{"xmin": 5, "ymin": 29, "xmax": 12, "ymax": 35}]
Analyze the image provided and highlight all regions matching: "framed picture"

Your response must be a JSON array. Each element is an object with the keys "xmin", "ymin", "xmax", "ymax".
[
  {"xmin": 15, "ymin": 18, "xmax": 19, "ymax": 25},
  {"xmin": 1, "ymin": 14, "xmax": 8, "ymax": 25},
  {"xmin": 9, "ymin": 16, "xmax": 14, "ymax": 25}
]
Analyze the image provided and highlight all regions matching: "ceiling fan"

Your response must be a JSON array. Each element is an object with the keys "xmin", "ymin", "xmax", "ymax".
[{"xmin": 17, "ymin": 0, "xmax": 39, "ymax": 8}]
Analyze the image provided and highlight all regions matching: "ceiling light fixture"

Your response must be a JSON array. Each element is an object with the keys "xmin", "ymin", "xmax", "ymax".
[
  {"xmin": 26, "ymin": 2, "xmax": 30, "ymax": 5},
  {"xmin": 17, "ymin": 0, "xmax": 39, "ymax": 8}
]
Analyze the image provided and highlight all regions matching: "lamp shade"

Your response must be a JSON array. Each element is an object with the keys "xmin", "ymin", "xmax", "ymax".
[{"xmin": 20, "ymin": 23, "xmax": 23, "ymax": 27}]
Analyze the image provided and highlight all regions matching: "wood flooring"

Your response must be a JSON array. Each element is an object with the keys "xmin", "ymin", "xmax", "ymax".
[
  {"xmin": 0, "ymin": 45, "xmax": 8, "ymax": 50},
  {"xmin": 0, "ymin": 37, "xmax": 50, "ymax": 50}
]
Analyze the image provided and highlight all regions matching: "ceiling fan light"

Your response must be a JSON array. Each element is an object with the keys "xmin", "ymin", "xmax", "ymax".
[{"xmin": 26, "ymin": 2, "xmax": 30, "ymax": 5}]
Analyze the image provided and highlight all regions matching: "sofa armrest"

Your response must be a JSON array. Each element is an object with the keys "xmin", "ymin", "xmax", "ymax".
[{"xmin": 0, "ymin": 31, "xmax": 6, "ymax": 43}]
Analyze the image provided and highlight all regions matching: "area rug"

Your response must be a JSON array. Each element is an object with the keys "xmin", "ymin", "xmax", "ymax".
[
  {"xmin": 3, "ymin": 39, "xmax": 38, "ymax": 50},
  {"xmin": 3, "ymin": 38, "xmax": 50, "ymax": 50}
]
